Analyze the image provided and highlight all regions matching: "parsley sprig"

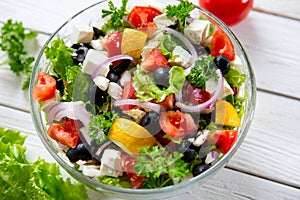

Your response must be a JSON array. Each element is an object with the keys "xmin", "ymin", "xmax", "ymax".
[
  {"xmin": 101, "ymin": 0, "xmax": 129, "ymax": 34},
  {"xmin": 165, "ymin": 0, "xmax": 196, "ymax": 32},
  {"xmin": 88, "ymin": 110, "xmax": 118, "ymax": 144},
  {"xmin": 0, "ymin": 19, "xmax": 37, "ymax": 89},
  {"xmin": 187, "ymin": 55, "xmax": 219, "ymax": 89},
  {"xmin": 134, "ymin": 146, "xmax": 190, "ymax": 188}
]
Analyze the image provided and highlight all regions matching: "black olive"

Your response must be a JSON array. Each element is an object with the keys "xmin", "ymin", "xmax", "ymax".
[
  {"xmin": 88, "ymin": 83, "xmax": 108, "ymax": 107},
  {"xmin": 214, "ymin": 55, "xmax": 231, "ymax": 75},
  {"xmin": 139, "ymin": 111, "xmax": 161, "ymax": 136},
  {"xmin": 107, "ymin": 71, "xmax": 120, "ymax": 83},
  {"xmin": 111, "ymin": 59, "xmax": 131, "ymax": 75},
  {"xmin": 72, "ymin": 46, "xmax": 89, "ymax": 64},
  {"xmin": 194, "ymin": 44, "xmax": 210, "ymax": 56},
  {"xmin": 168, "ymin": 19, "xmax": 179, "ymax": 30},
  {"xmin": 153, "ymin": 67, "xmax": 170, "ymax": 88},
  {"xmin": 182, "ymin": 148, "xmax": 196, "ymax": 163},
  {"xmin": 93, "ymin": 27, "xmax": 105, "ymax": 40},
  {"xmin": 192, "ymin": 163, "xmax": 210, "ymax": 177},
  {"xmin": 66, "ymin": 143, "xmax": 92, "ymax": 163},
  {"xmin": 53, "ymin": 76, "xmax": 64, "ymax": 94}
]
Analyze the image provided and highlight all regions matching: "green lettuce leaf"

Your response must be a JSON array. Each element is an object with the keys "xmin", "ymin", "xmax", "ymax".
[
  {"xmin": 132, "ymin": 66, "xmax": 185, "ymax": 102},
  {"xmin": 0, "ymin": 127, "xmax": 88, "ymax": 200}
]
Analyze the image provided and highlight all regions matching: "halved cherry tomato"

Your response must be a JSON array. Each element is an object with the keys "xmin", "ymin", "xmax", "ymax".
[
  {"xmin": 121, "ymin": 152, "xmax": 144, "ymax": 189},
  {"xmin": 128, "ymin": 6, "xmax": 162, "ymax": 28},
  {"xmin": 207, "ymin": 130, "xmax": 238, "ymax": 154},
  {"xmin": 141, "ymin": 47, "xmax": 169, "ymax": 71},
  {"xmin": 211, "ymin": 26, "xmax": 235, "ymax": 61},
  {"xmin": 101, "ymin": 31, "xmax": 122, "ymax": 57},
  {"xmin": 200, "ymin": 0, "xmax": 253, "ymax": 26},
  {"xmin": 183, "ymin": 85, "xmax": 211, "ymax": 105},
  {"xmin": 119, "ymin": 80, "xmax": 137, "ymax": 110},
  {"xmin": 47, "ymin": 118, "xmax": 79, "ymax": 148},
  {"xmin": 33, "ymin": 72, "xmax": 56, "ymax": 102},
  {"xmin": 160, "ymin": 110, "xmax": 197, "ymax": 139}
]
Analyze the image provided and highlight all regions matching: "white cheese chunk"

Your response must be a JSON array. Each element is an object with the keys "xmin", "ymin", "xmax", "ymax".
[
  {"xmin": 230, "ymin": 55, "xmax": 244, "ymax": 73},
  {"xmin": 81, "ymin": 165, "xmax": 101, "ymax": 177},
  {"xmin": 188, "ymin": 130, "xmax": 209, "ymax": 147},
  {"xmin": 108, "ymin": 82, "xmax": 122, "ymax": 100},
  {"xmin": 153, "ymin": 13, "xmax": 176, "ymax": 29},
  {"xmin": 184, "ymin": 19, "xmax": 210, "ymax": 45},
  {"xmin": 141, "ymin": 31, "xmax": 164, "ymax": 58},
  {"xmin": 119, "ymin": 70, "xmax": 132, "ymax": 86},
  {"xmin": 71, "ymin": 25, "xmax": 94, "ymax": 44},
  {"xmin": 90, "ymin": 39, "xmax": 103, "ymax": 51},
  {"xmin": 82, "ymin": 49, "xmax": 108, "ymax": 75},
  {"xmin": 219, "ymin": 78, "xmax": 234, "ymax": 99},
  {"xmin": 93, "ymin": 75, "xmax": 110, "ymax": 91},
  {"xmin": 169, "ymin": 46, "xmax": 192, "ymax": 68},
  {"xmin": 236, "ymin": 83, "xmax": 246, "ymax": 99},
  {"xmin": 122, "ymin": 108, "xmax": 146, "ymax": 123},
  {"xmin": 99, "ymin": 149, "xmax": 123, "ymax": 177},
  {"xmin": 205, "ymin": 151, "xmax": 219, "ymax": 164}
]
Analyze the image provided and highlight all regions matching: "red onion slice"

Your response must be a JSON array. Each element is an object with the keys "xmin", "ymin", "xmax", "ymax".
[
  {"xmin": 176, "ymin": 69, "xmax": 223, "ymax": 112},
  {"xmin": 164, "ymin": 27, "xmax": 197, "ymax": 71},
  {"xmin": 113, "ymin": 99, "xmax": 162, "ymax": 113},
  {"xmin": 91, "ymin": 54, "xmax": 133, "ymax": 79}
]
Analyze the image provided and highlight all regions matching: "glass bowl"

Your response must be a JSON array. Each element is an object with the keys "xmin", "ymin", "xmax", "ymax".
[{"xmin": 30, "ymin": 0, "xmax": 256, "ymax": 199}]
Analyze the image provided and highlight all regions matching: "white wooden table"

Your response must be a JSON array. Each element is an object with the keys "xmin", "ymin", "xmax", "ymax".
[{"xmin": 0, "ymin": 0, "xmax": 299, "ymax": 199}]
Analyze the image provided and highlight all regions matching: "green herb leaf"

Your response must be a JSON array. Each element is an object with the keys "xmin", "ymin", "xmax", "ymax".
[
  {"xmin": 133, "ymin": 146, "xmax": 190, "ymax": 188},
  {"xmin": 101, "ymin": 0, "xmax": 129, "ymax": 34},
  {"xmin": 89, "ymin": 110, "xmax": 119, "ymax": 144},
  {"xmin": 165, "ymin": 0, "xmax": 196, "ymax": 32},
  {"xmin": 187, "ymin": 55, "xmax": 218, "ymax": 89},
  {"xmin": 0, "ymin": 19, "xmax": 37, "ymax": 89},
  {"xmin": 224, "ymin": 68, "xmax": 246, "ymax": 87}
]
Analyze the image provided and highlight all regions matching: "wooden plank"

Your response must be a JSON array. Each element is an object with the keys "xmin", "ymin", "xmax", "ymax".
[
  {"xmin": 231, "ymin": 10, "xmax": 300, "ymax": 99},
  {"xmin": 253, "ymin": 0, "xmax": 300, "ymax": 20},
  {"xmin": 1, "ymin": 105, "xmax": 299, "ymax": 200},
  {"xmin": 228, "ymin": 91, "xmax": 300, "ymax": 188}
]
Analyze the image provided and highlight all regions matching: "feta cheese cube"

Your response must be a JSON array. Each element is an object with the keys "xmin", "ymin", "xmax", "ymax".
[
  {"xmin": 119, "ymin": 70, "xmax": 132, "ymax": 86},
  {"xmin": 93, "ymin": 75, "xmax": 110, "ymax": 91},
  {"xmin": 230, "ymin": 55, "xmax": 244, "ymax": 73},
  {"xmin": 90, "ymin": 39, "xmax": 103, "ymax": 51},
  {"xmin": 236, "ymin": 83, "xmax": 246, "ymax": 99},
  {"xmin": 188, "ymin": 130, "xmax": 209, "ymax": 147},
  {"xmin": 108, "ymin": 82, "xmax": 122, "ymax": 100},
  {"xmin": 184, "ymin": 19, "xmax": 210, "ymax": 45},
  {"xmin": 71, "ymin": 25, "xmax": 94, "ymax": 44},
  {"xmin": 169, "ymin": 46, "xmax": 192, "ymax": 68},
  {"xmin": 219, "ymin": 78, "xmax": 234, "ymax": 99},
  {"xmin": 99, "ymin": 149, "xmax": 123, "ymax": 177},
  {"xmin": 82, "ymin": 49, "xmax": 108, "ymax": 75},
  {"xmin": 153, "ymin": 14, "xmax": 176, "ymax": 29}
]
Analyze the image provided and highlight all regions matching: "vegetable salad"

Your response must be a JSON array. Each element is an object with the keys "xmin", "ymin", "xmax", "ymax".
[{"xmin": 33, "ymin": 0, "xmax": 247, "ymax": 189}]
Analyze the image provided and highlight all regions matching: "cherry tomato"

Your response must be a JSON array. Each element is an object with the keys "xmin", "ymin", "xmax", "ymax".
[
  {"xmin": 33, "ymin": 72, "xmax": 56, "ymax": 102},
  {"xmin": 47, "ymin": 118, "xmax": 80, "ymax": 148},
  {"xmin": 120, "ymin": 152, "xmax": 144, "ymax": 189},
  {"xmin": 101, "ymin": 31, "xmax": 122, "ymax": 57},
  {"xmin": 199, "ymin": 0, "xmax": 253, "ymax": 26},
  {"xmin": 183, "ymin": 85, "xmax": 211, "ymax": 105},
  {"xmin": 207, "ymin": 130, "xmax": 238, "ymax": 154},
  {"xmin": 141, "ymin": 47, "xmax": 169, "ymax": 71},
  {"xmin": 128, "ymin": 6, "xmax": 162, "ymax": 28},
  {"xmin": 211, "ymin": 26, "xmax": 235, "ymax": 61},
  {"xmin": 160, "ymin": 110, "xmax": 197, "ymax": 139}
]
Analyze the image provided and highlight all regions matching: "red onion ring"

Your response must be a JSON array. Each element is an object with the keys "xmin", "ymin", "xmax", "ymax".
[
  {"xmin": 91, "ymin": 54, "xmax": 133, "ymax": 79},
  {"xmin": 113, "ymin": 99, "xmax": 162, "ymax": 113},
  {"xmin": 175, "ymin": 69, "xmax": 223, "ymax": 112},
  {"xmin": 164, "ymin": 27, "xmax": 197, "ymax": 71}
]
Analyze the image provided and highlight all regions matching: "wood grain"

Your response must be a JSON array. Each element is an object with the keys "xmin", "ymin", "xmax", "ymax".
[{"xmin": 253, "ymin": 0, "xmax": 300, "ymax": 20}]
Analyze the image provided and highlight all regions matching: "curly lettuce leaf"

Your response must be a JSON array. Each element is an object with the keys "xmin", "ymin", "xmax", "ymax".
[{"xmin": 0, "ymin": 127, "xmax": 88, "ymax": 200}]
